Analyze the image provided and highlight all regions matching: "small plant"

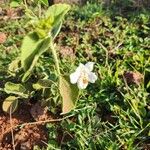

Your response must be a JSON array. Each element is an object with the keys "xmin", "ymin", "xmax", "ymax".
[
  {"xmin": 1, "ymin": 1, "xmax": 150, "ymax": 149},
  {"xmin": 2, "ymin": 3, "xmax": 98, "ymax": 114}
]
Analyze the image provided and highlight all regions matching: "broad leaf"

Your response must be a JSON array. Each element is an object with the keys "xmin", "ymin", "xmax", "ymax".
[
  {"xmin": 33, "ymin": 79, "xmax": 52, "ymax": 90},
  {"xmin": 4, "ymin": 82, "xmax": 28, "ymax": 98},
  {"xmin": 21, "ymin": 32, "xmax": 41, "ymax": 71},
  {"xmin": 21, "ymin": 32, "xmax": 51, "ymax": 82},
  {"xmin": 45, "ymin": 4, "xmax": 70, "ymax": 39},
  {"xmin": 21, "ymin": 32, "xmax": 51, "ymax": 71},
  {"xmin": 2, "ymin": 96, "xmax": 18, "ymax": 113},
  {"xmin": 59, "ymin": 76, "xmax": 79, "ymax": 114},
  {"xmin": 45, "ymin": 4, "xmax": 70, "ymax": 21}
]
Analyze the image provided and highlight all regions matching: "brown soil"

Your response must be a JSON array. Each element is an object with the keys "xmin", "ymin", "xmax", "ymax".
[
  {"xmin": 0, "ymin": 7, "xmax": 24, "ymax": 22},
  {"xmin": 124, "ymin": 71, "xmax": 144, "ymax": 85},
  {"xmin": 50, "ymin": 0, "xmax": 86, "ymax": 5},
  {"xmin": 0, "ymin": 102, "xmax": 51, "ymax": 150},
  {"xmin": 0, "ymin": 32, "xmax": 7, "ymax": 44}
]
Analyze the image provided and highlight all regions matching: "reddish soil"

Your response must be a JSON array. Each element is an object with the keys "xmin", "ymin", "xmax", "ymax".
[
  {"xmin": 0, "ymin": 32, "xmax": 7, "ymax": 44},
  {"xmin": 124, "ymin": 71, "xmax": 143, "ymax": 85},
  {"xmin": 0, "ymin": 102, "xmax": 51, "ymax": 150}
]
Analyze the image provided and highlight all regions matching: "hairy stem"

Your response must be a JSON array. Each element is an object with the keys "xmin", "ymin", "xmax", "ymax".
[{"xmin": 50, "ymin": 42, "xmax": 61, "ymax": 75}]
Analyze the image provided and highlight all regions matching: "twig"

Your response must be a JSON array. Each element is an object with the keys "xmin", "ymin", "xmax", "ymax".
[
  {"xmin": 98, "ymin": 42, "xmax": 108, "ymax": 66},
  {"xmin": 10, "ymin": 106, "xmax": 15, "ymax": 150},
  {"xmin": 114, "ymin": 42, "xmax": 123, "ymax": 51},
  {"xmin": 0, "ymin": 16, "xmax": 22, "ymax": 20},
  {"xmin": 3, "ymin": 114, "xmax": 74, "ymax": 138}
]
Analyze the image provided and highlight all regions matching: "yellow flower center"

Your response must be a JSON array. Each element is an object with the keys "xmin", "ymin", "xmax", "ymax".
[
  {"xmin": 81, "ymin": 71, "xmax": 89, "ymax": 84},
  {"xmin": 82, "ymin": 77, "xmax": 88, "ymax": 84}
]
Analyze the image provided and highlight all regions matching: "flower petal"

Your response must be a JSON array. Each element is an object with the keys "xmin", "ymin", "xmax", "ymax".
[
  {"xmin": 78, "ymin": 63, "xmax": 85, "ymax": 70},
  {"xmin": 70, "ymin": 65, "xmax": 81, "ymax": 84},
  {"xmin": 70, "ymin": 72, "xmax": 80, "ymax": 84},
  {"xmin": 88, "ymin": 72, "xmax": 97, "ymax": 83},
  {"xmin": 85, "ymin": 62, "xmax": 95, "ymax": 71},
  {"xmin": 77, "ymin": 77, "xmax": 88, "ymax": 89}
]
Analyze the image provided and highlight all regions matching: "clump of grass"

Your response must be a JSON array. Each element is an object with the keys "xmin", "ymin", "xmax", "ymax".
[{"xmin": 45, "ymin": 2, "xmax": 150, "ymax": 149}]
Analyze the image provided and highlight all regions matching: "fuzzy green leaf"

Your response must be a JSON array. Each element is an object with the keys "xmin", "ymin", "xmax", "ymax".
[
  {"xmin": 4, "ymin": 82, "xmax": 28, "ymax": 98},
  {"xmin": 59, "ymin": 76, "xmax": 79, "ymax": 114},
  {"xmin": 21, "ymin": 32, "xmax": 51, "ymax": 71},
  {"xmin": 33, "ymin": 79, "xmax": 52, "ymax": 90},
  {"xmin": 2, "ymin": 96, "xmax": 18, "ymax": 113},
  {"xmin": 21, "ymin": 32, "xmax": 51, "ymax": 82},
  {"xmin": 46, "ymin": 4, "xmax": 70, "ymax": 20},
  {"xmin": 45, "ymin": 4, "xmax": 70, "ymax": 39},
  {"xmin": 21, "ymin": 32, "xmax": 41, "ymax": 71}
]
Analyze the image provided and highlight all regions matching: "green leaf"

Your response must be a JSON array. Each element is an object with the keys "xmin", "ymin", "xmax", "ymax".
[
  {"xmin": 21, "ymin": 32, "xmax": 41, "ymax": 71},
  {"xmin": 8, "ymin": 58, "xmax": 20, "ymax": 73},
  {"xmin": 21, "ymin": 32, "xmax": 51, "ymax": 81},
  {"xmin": 46, "ymin": 4, "xmax": 70, "ymax": 20},
  {"xmin": 21, "ymin": 32, "xmax": 51, "ymax": 71},
  {"xmin": 33, "ymin": 79, "xmax": 52, "ymax": 90},
  {"xmin": 147, "ymin": 81, "xmax": 150, "ymax": 88},
  {"xmin": 39, "ymin": 0, "xmax": 48, "ymax": 6},
  {"xmin": 22, "ymin": 70, "xmax": 32, "ymax": 83},
  {"xmin": 10, "ymin": 1, "xmax": 20, "ymax": 7},
  {"xmin": 34, "ymin": 4, "xmax": 70, "ymax": 39},
  {"xmin": 139, "ymin": 106, "xmax": 147, "ymax": 117},
  {"xmin": 59, "ymin": 76, "xmax": 79, "ymax": 114},
  {"xmin": 51, "ymin": 22, "xmax": 62, "ymax": 39},
  {"xmin": 2, "ymin": 96, "xmax": 18, "ymax": 113},
  {"xmin": 45, "ymin": 4, "xmax": 70, "ymax": 39},
  {"xmin": 35, "ymin": 16, "xmax": 54, "ymax": 39},
  {"xmin": 4, "ymin": 82, "xmax": 28, "ymax": 98}
]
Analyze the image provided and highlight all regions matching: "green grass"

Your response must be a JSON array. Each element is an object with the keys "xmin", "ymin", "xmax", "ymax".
[{"xmin": 0, "ymin": 1, "xmax": 150, "ymax": 150}]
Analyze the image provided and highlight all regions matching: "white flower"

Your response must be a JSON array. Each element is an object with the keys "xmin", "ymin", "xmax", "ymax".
[{"xmin": 70, "ymin": 62, "xmax": 97, "ymax": 89}]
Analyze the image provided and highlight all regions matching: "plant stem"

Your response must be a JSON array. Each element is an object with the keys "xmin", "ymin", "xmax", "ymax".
[
  {"xmin": 10, "ymin": 106, "xmax": 15, "ymax": 150},
  {"xmin": 98, "ymin": 41, "xmax": 108, "ymax": 67},
  {"xmin": 50, "ymin": 42, "xmax": 61, "ymax": 75}
]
